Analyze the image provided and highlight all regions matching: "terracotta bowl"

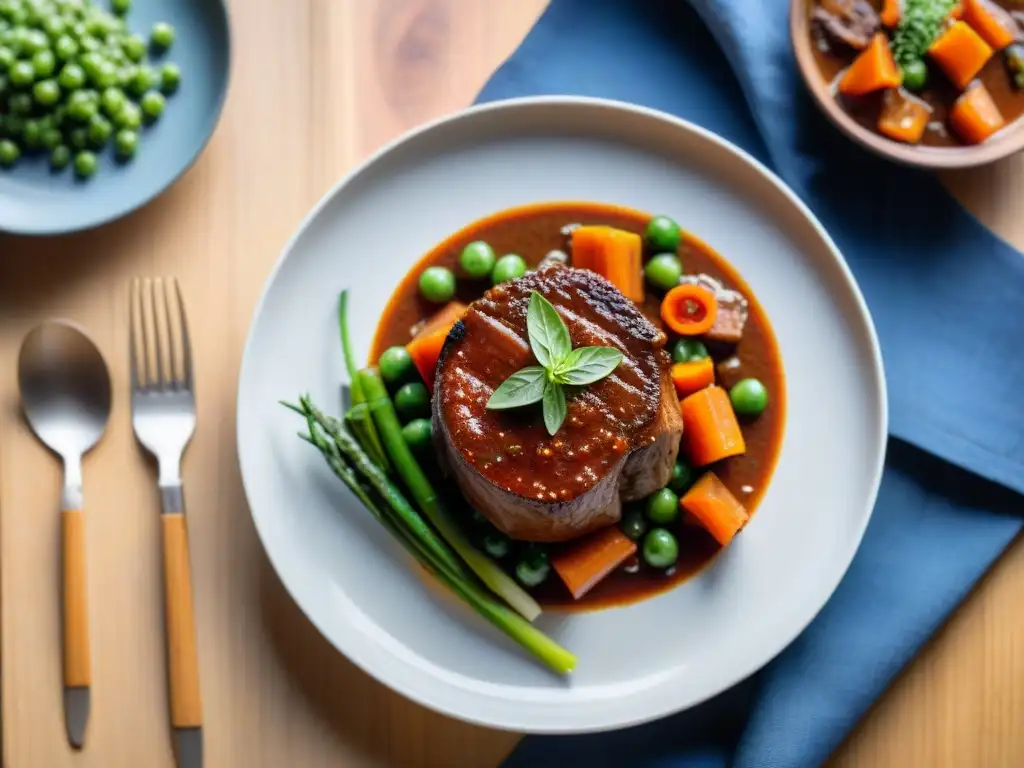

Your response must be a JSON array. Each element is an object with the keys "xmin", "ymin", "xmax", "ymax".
[{"xmin": 790, "ymin": 0, "xmax": 1024, "ymax": 169}]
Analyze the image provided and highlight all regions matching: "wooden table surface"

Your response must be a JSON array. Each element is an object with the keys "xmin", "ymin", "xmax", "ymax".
[{"xmin": 1, "ymin": 1, "xmax": 1023, "ymax": 766}]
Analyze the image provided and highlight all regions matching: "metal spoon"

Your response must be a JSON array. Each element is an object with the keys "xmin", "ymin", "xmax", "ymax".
[{"xmin": 18, "ymin": 320, "xmax": 111, "ymax": 750}]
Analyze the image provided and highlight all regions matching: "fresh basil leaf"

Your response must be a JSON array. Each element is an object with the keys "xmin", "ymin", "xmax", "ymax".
[
  {"xmin": 542, "ymin": 380, "xmax": 567, "ymax": 436},
  {"xmin": 486, "ymin": 366, "xmax": 548, "ymax": 410},
  {"xmin": 556, "ymin": 346, "xmax": 624, "ymax": 386},
  {"xmin": 527, "ymin": 291, "xmax": 571, "ymax": 370}
]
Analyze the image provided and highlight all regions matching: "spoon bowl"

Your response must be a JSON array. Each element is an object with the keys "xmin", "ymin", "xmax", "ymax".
[{"xmin": 19, "ymin": 321, "xmax": 112, "ymax": 462}]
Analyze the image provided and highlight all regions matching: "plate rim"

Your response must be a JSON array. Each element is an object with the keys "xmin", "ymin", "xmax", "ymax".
[
  {"xmin": 0, "ymin": 0, "xmax": 233, "ymax": 236},
  {"xmin": 237, "ymin": 94, "xmax": 889, "ymax": 733}
]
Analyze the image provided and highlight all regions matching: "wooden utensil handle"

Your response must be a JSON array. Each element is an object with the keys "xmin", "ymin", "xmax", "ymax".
[
  {"xmin": 162, "ymin": 513, "xmax": 202, "ymax": 728},
  {"xmin": 62, "ymin": 509, "xmax": 91, "ymax": 687}
]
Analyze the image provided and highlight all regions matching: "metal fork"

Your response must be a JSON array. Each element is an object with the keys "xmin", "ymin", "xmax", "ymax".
[{"xmin": 130, "ymin": 278, "xmax": 203, "ymax": 768}]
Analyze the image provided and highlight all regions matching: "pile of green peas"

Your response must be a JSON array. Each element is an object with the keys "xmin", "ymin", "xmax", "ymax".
[
  {"xmin": 0, "ymin": 0, "xmax": 180, "ymax": 178},
  {"xmin": 376, "ymin": 345, "xmax": 433, "ymax": 452},
  {"xmin": 619, "ymin": 457, "xmax": 699, "ymax": 570},
  {"xmin": 642, "ymin": 214, "xmax": 685, "ymax": 292},
  {"xmin": 417, "ymin": 240, "xmax": 529, "ymax": 303}
]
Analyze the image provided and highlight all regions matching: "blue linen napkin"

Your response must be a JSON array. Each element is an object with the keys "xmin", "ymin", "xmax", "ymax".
[{"xmin": 476, "ymin": 1, "xmax": 1024, "ymax": 766}]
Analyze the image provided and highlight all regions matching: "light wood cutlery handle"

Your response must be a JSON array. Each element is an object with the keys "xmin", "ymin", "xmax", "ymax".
[
  {"xmin": 162, "ymin": 513, "xmax": 202, "ymax": 728},
  {"xmin": 62, "ymin": 509, "xmax": 91, "ymax": 688}
]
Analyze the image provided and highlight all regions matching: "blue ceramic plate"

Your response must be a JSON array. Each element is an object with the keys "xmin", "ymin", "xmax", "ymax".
[{"xmin": 0, "ymin": 0, "xmax": 230, "ymax": 235}]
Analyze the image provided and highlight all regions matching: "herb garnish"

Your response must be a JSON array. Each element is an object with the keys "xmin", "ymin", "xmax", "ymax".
[{"xmin": 486, "ymin": 291, "xmax": 623, "ymax": 435}]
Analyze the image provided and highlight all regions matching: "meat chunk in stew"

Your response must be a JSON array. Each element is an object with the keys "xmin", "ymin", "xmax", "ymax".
[
  {"xmin": 813, "ymin": 0, "xmax": 881, "ymax": 51},
  {"xmin": 680, "ymin": 273, "xmax": 749, "ymax": 344}
]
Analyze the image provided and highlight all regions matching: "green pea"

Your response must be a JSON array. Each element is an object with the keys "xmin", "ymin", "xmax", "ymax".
[
  {"xmin": 9, "ymin": 60, "xmax": 35, "ymax": 87},
  {"xmin": 491, "ymin": 253, "xmax": 527, "ymax": 284},
  {"xmin": 68, "ymin": 125, "xmax": 88, "ymax": 149},
  {"xmin": 78, "ymin": 34, "xmax": 100, "ymax": 53},
  {"xmin": 111, "ymin": 0, "xmax": 131, "ymax": 15},
  {"xmin": 671, "ymin": 339, "xmax": 709, "ymax": 364},
  {"xmin": 0, "ymin": 137, "xmax": 18, "ymax": 165},
  {"xmin": 482, "ymin": 532, "xmax": 511, "ymax": 559},
  {"xmin": 902, "ymin": 60, "xmax": 927, "ymax": 92},
  {"xmin": 378, "ymin": 345, "xmax": 414, "ymax": 385},
  {"xmin": 21, "ymin": 118, "xmax": 41, "ymax": 148},
  {"xmin": 644, "ymin": 215, "xmax": 682, "ymax": 253},
  {"xmin": 43, "ymin": 14, "xmax": 66, "ymax": 39},
  {"xmin": 459, "ymin": 240, "xmax": 496, "ymax": 278},
  {"xmin": 54, "ymin": 34, "xmax": 77, "ymax": 61},
  {"xmin": 113, "ymin": 127, "xmax": 138, "ymax": 158},
  {"xmin": 139, "ymin": 89, "xmax": 164, "ymax": 120},
  {"xmin": 644, "ymin": 253, "xmax": 682, "ymax": 291},
  {"xmin": 620, "ymin": 508, "xmax": 648, "ymax": 541},
  {"xmin": 8, "ymin": 90, "xmax": 31, "ymax": 114},
  {"xmin": 49, "ymin": 143, "xmax": 70, "ymax": 170},
  {"xmin": 401, "ymin": 418, "xmax": 432, "ymax": 452},
  {"xmin": 515, "ymin": 551, "xmax": 550, "ymax": 587},
  {"xmin": 22, "ymin": 29, "xmax": 47, "ymax": 54},
  {"xmin": 418, "ymin": 266, "xmax": 456, "ymax": 303},
  {"xmin": 159, "ymin": 61, "xmax": 180, "ymax": 93},
  {"xmin": 393, "ymin": 381, "xmax": 431, "ymax": 422},
  {"xmin": 114, "ymin": 100, "xmax": 140, "ymax": 128},
  {"xmin": 41, "ymin": 126, "xmax": 61, "ymax": 149},
  {"xmin": 668, "ymin": 460, "xmax": 695, "ymax": 493},
  {"xmin": 120, "ymin": 32, "xmax": 144, "ymax": 62},
  {"xmin": 729, "ymin": 378, "xmax": 768, "ymax": 417},
  {"xmin": 128, "ymin": 65, "xmax": 155, "ymax": 96},
  {"xmin": 66, "ymin": 90, "xmax": 96, "ymax": 121},
  {"xmin": 73, "ymin": 148, "xmax": 97, "ymax": 178},
  {"xmin": 3, "ymin": 114, "xmax": 22, "ymax": 137},
  {"xmin": 87, "ymin": 113, "xmax": 112, "ymax": 147},
  {"xmin": 32, "ymin": 78, "xmax": 59, "ymax": 106},
  {"xmin": 642, "ymin": 528, "xmax": 679, "ymax": 569},
  {"xmin": 91, "ymin": 59, "xmax": 117, "ymax": 88},
  {"xmin": 100, "ymin": 85, "xmax": 124, "ymax": 116},
  {"xmin": 646, "ymin": 487, "xmax": 679, "ymax": 525},
  {"xmin": 0, "ymin": 45, "xmax": 14, "ymax": 70},
  {"xmin": 58, "ymin": 62, "xmax": 85, "ymax": 89},
  {"xmin": 150, "ymin": 21, "xmax": 174, "ymax": 50}
]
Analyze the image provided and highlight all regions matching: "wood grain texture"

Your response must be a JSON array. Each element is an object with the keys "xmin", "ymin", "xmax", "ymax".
[
  {"xmin": 61, "ymin": 509, "xmax": 91, "ymax": 689},
  {"xmin": 0, "ymin": 1, "xmax": 1021, "ymax": 766},
  {"xmin": 160, "ymin": 514, "xmax": 202, "ymax": 729}
]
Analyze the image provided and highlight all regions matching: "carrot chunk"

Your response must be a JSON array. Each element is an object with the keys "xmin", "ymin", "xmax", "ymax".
[
  {"xmin": 680, "ymin": 472, "xmax": 749, "ymax": 547},
  {"xmin": 950, "ymin": 81, "xmax": 1006, "ymax": 143},
  {"xmin": 881, "ymin": 0, "xmax": 901, "ymax": 27},
  {"xmin": 961, "ymin": 0, "xmax": 1015, "ymax": 50},
  {"xmin": 405, "ymin": 302, "xmax": 467, "ymax": 390},
  {"xmin": 877, "ymin": 88, "xmax": 932, "ymax": 144},
  {"xmin": 571, "ymin": 225, "xmax": 645, "ymax": 303},
  {"xmin": 839, "ymin": 33, "xmax": 902, "ymax": 96},
  {"xmin": 551, "ymin": 526, "xmax": 637, "ymax": 600},
  {"xmin": 661, "ymin": 283, "xmax": 718, "ymax": 336},
  {"xmin": 929, "ymin": 21, "xmax": 994, "ymax": 89},
  {"xmin": 680, "ymin": 386, "xmax": 746, "ymax": 466},
  {"xmin": 671, "ymin": 358, "xmax": 715, "ymax": 397}
]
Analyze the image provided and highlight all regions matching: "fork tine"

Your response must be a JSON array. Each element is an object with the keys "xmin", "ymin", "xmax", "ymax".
[
  {"xmin": 174, "ymin": 278, "xmax": 194, "ymax": 391},
  {"xmin": 130, "ymin": 279, "xmax": 143, "ymax": 389},
  {"xmin": 150, "ymin": 278, "xmax": 168, "ymax": 388},
  {"xmin": 161, "ymin": 278, "xmax": 180, "ymax": 388}
]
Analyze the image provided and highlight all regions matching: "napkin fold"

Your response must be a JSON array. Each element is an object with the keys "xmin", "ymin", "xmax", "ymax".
[{"xmin": 475, "ymin": 1, "xmax": 1024, "ymax": 765}]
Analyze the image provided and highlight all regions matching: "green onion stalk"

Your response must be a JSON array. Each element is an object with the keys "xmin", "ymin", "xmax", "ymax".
[
  {"xmin": 357, "ymin": 367, "xmax": 544, "ymax": 623},
  {"xmin": 338, "ymin": 290, "xmax": 390, "ymax": 471}
]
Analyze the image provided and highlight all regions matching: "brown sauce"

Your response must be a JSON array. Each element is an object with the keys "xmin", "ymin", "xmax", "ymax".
[
  {"xmin": 809, "ymin": 0, "xmax": 1024, "ymax": 147},
  {"xmin": 371, "ymin": 202, "xmax": 785, "ymax": 611}
]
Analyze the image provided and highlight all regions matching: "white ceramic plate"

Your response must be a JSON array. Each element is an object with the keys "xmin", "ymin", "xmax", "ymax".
[{"xmin": 237, "ymin": 97, "xmax": 887, "ymax": 733}]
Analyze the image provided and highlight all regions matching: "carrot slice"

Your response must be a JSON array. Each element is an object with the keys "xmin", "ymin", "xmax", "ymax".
[
  {"xmin": 680, "ymin": 386, "xmax": 746, "ymax": 466},
  {"xmin": 949, "ymin": 82, "xmax": 1006, "ymax": 143},
  {"xmin": 961, "ymin": 0, "xmax": 1015, "ymax": 50},
  {"xmin": 877, "ymin": 89, "xmax": 932, "ymax": 144},
  {"xmin": 661, "ymin": 284, "xmax": 717, "ymax": 336},
  {"xmin": 929, "ymin": 21, "xmax": 994, "ymax": 89},
  {"xmin": 881, "ymin": 0, "xmax": 901, "ymax": 27},
  {"xmin": 571, "ymin": 225, "xmax": 645, "ymax": 303},
  {"xmin": 671, "ymin": 358, "xmax": 715, "ymax": 397},
  {"xmin": 405, "ymin": 302, "xmax": 467, "ymax": 390},
  {"xmin": 680, "ymin": 472, "xmax": 749, "ymax": 547},
  {"xmin": 551, "ymin": 526, "xmax": 637, "ymax": 600},
  {"xmin": 950, "ymin": 3, "xmax": 964, "ymax": 19},
  {"xmin": 839, "ymin": 33, "xmax": 902, "ymax": 96}
]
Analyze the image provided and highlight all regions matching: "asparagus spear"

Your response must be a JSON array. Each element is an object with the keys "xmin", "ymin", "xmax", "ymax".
[
  {"xmin": 357, "ymin": 367, "xmax": 543, "ymax": 623},
  {"xmin": 338, "ymin": 290, "xmax": 390, "ymax": 470}
]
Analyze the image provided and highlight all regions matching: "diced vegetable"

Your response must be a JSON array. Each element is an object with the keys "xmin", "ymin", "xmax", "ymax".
[
  {"xmin": 960, "ymin": 0, "xmax": 1015, "ymax": 50},
  {"xmin": 892, "ymin": 0, "xmax": 960, "ymax": 68},
  {"xmin": 641, "ymin": 528, "xmax": 679, "ymax": 569},
  {"xmin": 950, "ymin": 2, "xmax": 964, "ymax": 20},
  {"xmin": 406, "ymin": 302, "xmax": 467, "ymax": 390},
  {"xmin": 839, "ymin": 33, "xmax": 903, "ymax": 96},
  {"xmin": 661, "ymin": 283, "xmax": 718, "ymax": 336},
  {"xmin": 949, "ymin": 82, "xmax": 1006, "ymax": 142},
  {"xmin": 552, "ymin": 526, "xmax": 638, "ymax": 599},
  {"xmin": 878, "ymin": 88, "xmax": 932, "ymax": 143},
  {"xmin": 571, "ymin": 225, "xmax": 645, "ymax": 303},
  {"xmin": 729, "ymin": 378, "xmax": 769, "ymax": 417},
  {"xmin": 928, "ymin": 21, "xmax": 993, "ymax": 89},
  {"xmin": 672, "ymin": 338, "xmax": 709, "ymax": 364},
  {"xmin": 881, "ymin": 0, "xmax": 902, "ymax": 27},
  {"xmin": 646, "ymin": 488, "xmax": 680, "ymax": 525},
  {"xmin": 671, "ymin": 358, "xmax": 715, "ymax": 398},
  {"xmin": 1006, "ymin": 43, "xmax": 1024, "ymax": 89},
  {"xmin": 680, "ymin": 386, "xmax": 746, "ymax": 466},
  {"xmin": 680, "ymin": 472, "xmax": 750, "ymax": 547}
]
